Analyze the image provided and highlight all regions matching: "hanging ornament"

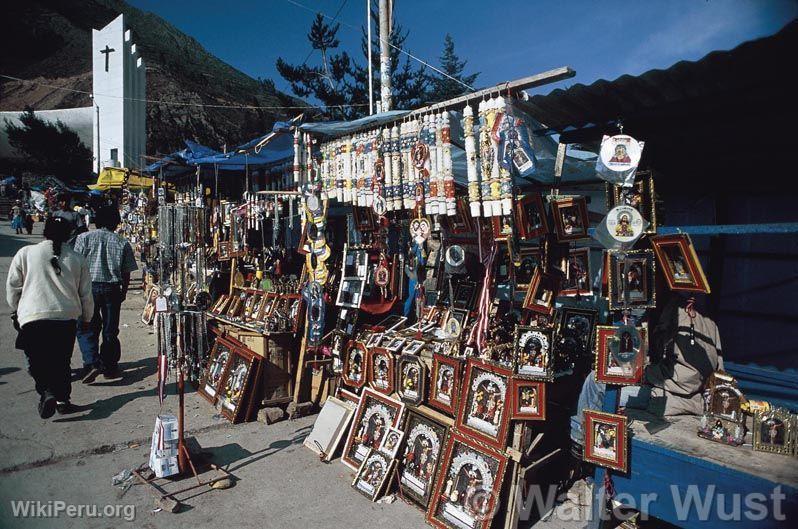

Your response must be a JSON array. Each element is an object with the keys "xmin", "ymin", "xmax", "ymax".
[{"xmin": 596, "ymin": 133, "xmax": 645, "ymax": 186}]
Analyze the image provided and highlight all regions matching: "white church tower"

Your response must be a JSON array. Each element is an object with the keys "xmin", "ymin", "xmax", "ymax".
[{"xmin": 92, "ymin": 14, "xmax": 146, "ymax": 172}]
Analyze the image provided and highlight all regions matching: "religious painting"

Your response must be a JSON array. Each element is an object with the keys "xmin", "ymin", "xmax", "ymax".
[
  {"xmin": 341, "ymin": 388, "xmax": 405, "ymax": 470},
  {"xmin": 366, "ymin": 332, "xmax": 383, "ymax": 348},
  {"xmin": 378, "ymin": 426, "xmax": 405, "ymax": 459},
  {"xmin": 583, "ymin": 410, "xmax": 628, "ymax": 473},
  {"xmin": 455, "ymin": 359, "xmax": 512, "ymax": 451},
  {"xmin": 561, "ymin": 247, "xmax": 592, "ymax": 297},
  {"xmin": 594, "ymin": 325, "xmax": 647, "ymax": 386},
  {"xmin": 511, "ymin": 379, "xmax": 546, "ymax": 421},
  {"xmin": 443, "ymin": 308, "xmax": 469, "ymax": 340},
  {"xmin": 607, "ymin": 172, "xmax": 656, "ymax": 234},
  {"xmin": 753, "ymin": 408, "xmax": 795, "ymax": 455},
  {"xmin": 398, "ymin": 411, "xmax": 449, "ymax": 509},
  {"xmin": 608, "ymin": 249, "xmax": 656, "ymax": 310},
  {"xmin": 515, "ymin": 193, "xmax": 549, "ymax": 240},
  {"xmin": 218, "ymin": 347, "xmax": 259, "ymax": 424},
  {"xmin": 553, "ymin": 307, "xmax": 598, "ymax": 373},
  {"xmin": 403, "ymin": 339, "xmax": 425, "ymax": 355},
  {"xmin": 397, "ymin": 354, "xmax": 426, "ymax": 406},
  {"xmin": 385, "ymin": 336, "xmax": 406, "ymax": 353},
  {"xmin": 551, "ymin": 196, "xmax": 589, "ymax": 241},
  {"xmin": 352, "ymin": 449, "xmax": 396, "ymax": 501},
  {"xmin": 341, "ymin": 340, "xmax": 367, "ymax": 390},
  {"xmin": 514, "ymin": 246, "xmax": 543, "ymax": 293},
  {"xmin": 429, "ymin": 354, "xmax": 463, "ymax": 416},
  {"xmin": 651, "ymin": 234, "xmax": 710, "ymax": 294},
  {"xmin": 513, "ymin": 325, "xmax": 554, "ymax": 381},
  {"xmin": 352, "ymin": 206, "xmax": 377, "ymax": 232},
  {"xmin": 367, "ymin": 347, "xmax": 395, "ymax": 395},
  {"xmin": 522, "ymin": 267, "xmax": 560, "ymax": 315},
  {"xmin": 141, "ymin": 286, "xmax": 160, "ymax": 325},
  {"xmin": 198, "ymin": 337, "xmax": 234, "ymax": 404},
  {"xmin": 698, "ymin": 382, "xmax": 746, "ymax": 447},
  {"xmin": 427, "ymin": 431, "xmax": 508, "ymax": 529}
]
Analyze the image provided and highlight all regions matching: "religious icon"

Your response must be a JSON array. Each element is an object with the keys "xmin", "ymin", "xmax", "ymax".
[
  {"xmin": 608, "ymin": 249, "xmax": 657, "ymax": 310},
  {"xmin": 610, "ymin": 144, "xmax": 632, "ymax": 164},
  {"xmin": 456, "ymin": 360, "xmax": 512, "ymax": 450},
  {"xmin": 397, "ymin": 354, "xmax": 426, "ymax": 406},
  {"xmin": 551, "ymin": 196, "xmax": 589, "ymax": 241},
  {"xmin": 553, "ymin": 307, "xmax": 598, "ymax": 373},
  {"xmin": 522, "ymin": 267, "xmax": 560, "ymax": 315},
  {"xmin": 697, "ymin": 380, "xmax": 746, "ymax": 447},
  {"xmin": 561, "ymin": 247, "xmax": 592, "ymax": 297},
  {"xmin": 511, "ymin": 380, "xmax": 546, "ymax": 420},
  {"xmin": 398, "ymin": 411, "xmax": 448, "ymax": 508},
  {"xmin": 594, "ymin": 325, "xmax": 647, "ymax": 385},
  {"xmin": 514, "ymin": 247, "xmax": 542, "ymax": 292},
  {"xmin": 218, "ymin": 348, "xmax": 257, "ymax": 423},
  {"xmin": 598, "ymin": 134, "xmax": 643, "ymax": 173},
  {"xmin": 429, "ymin": 353, "xmax": 462, "ymax": 416},
  {"xmin": 352, "ymin": 449, "xmax": 395, "ymax": 501},
  {"xmin": 651, "ymin": 234, "xmax": 710, "ymax": 294},
  {"xmin": 583, "ymin": 410, "xmax": 628, "ymax": 472},
  {"xmin": 378, "ymin": 426, "xmax": 405, "ymax": 459},
  {"xmin": 368, "ymin": 347, "xmax": 395, "ymax": 395},
  {"xmin": 753, "ymin": 408, "xmax": 795, "ymax": 455},
  {"xmin": 514, "ymin": 193, "xmax": 548, "ymax": 240},
  {"xmin": 199, "ymin": 338, "xmax": 233, "ymax": 403},
  {"xmin": 607, "ymin": 173, "xmax": 657, "ymax": 234},
  {"xmin": 342, "ymin": 389, "xmax": 404, "ymax": 469},
  {"xmin": 427, "ymin": 431, "xmax": 508, "ymax": 529},
  {"xmin": 514, "ymin": 326, "xmax": 553, "ymax": 381},
  {"xmin": 342, "ymin": 341, "xmax": 367, "ymax": 389}
]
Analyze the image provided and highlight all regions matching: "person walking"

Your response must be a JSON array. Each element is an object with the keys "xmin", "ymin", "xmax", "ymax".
[
  {"xmin": 11, "ymin": 200, "xmax": 25, "ymax": 234},
  {"xmin": 52, "ymin": 193, "xmax": 86, "ymax": 245},
  {"xmin": 6, "ymin": 217, "xmax": 94, "ymax": 418},
  {"xmin": 74, "ymin": 206, "xmax": 138, "ymax": 381}
]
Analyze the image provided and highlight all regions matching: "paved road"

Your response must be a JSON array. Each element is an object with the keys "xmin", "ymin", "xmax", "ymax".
[{"xmin": 0, "ymin": 222, "xmax": 428, "ymax": 529}]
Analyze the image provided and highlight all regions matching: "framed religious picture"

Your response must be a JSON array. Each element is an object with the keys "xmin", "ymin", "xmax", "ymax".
[
  {"xmin": 594, "ymin": 325, "xmax": 648, "ymax": 386},
  {"xmin": 453, "ymin": 281, "xmax": 478, "ymax": 311},
  {"xmin": 429, "ymin": 354, "xmax": 463, "ymax": 416},
  {"xmin": 337, "ymin": 387, "xmax": 361, "ymax": 407},
  {"xmin": 515, "ymin": 193, "xmax": 549, "ymax": 240},
  {"xmin": 366, "ymin": 332, "xmax": 384, "ymax": 348},
  {"xmin": 217, "ymin": 240, "xmax": 232, "ymax": 261},
  {"xmin": 698, "ymin": 381, "xmax": 746, "ymax": 446},
  {"xmin": 218, "ymin": 347, "xmax": 259, "ymax": 424},
  {"xmin": 561, "ymin": 247, "xmax": 592, "ymax": 297},
  {"xmin": 514, "ymin": 246, "xmax": 543, "ymax": 293},
  {"xmin": 607, "ymin": 249, "xmax": 656, "ymax": 310},
  {"xmin": 443, "ymin": 308, "xmax": 469, "ymax": 339},
  {"xmin": 427, "ymin": 430, "xmax": 509, "ymax": 529},
  {"xmin": 352, "ymin": 449, "xmax": 396, "ymax": 501},
  {"xmin": 397, "ymin": 354, "xmax": 426, "ymax": 406},
  {"xmin": 553, "ymin": 307, "xmax": 598, "ymax": 373},
  {"xmin": 455, "ymin": 359, "xmax": 512, "ymax": 451},
  {"xmin": 341, "ymin": 340, "xmax": 367, "ymax": 390},
  {"xmin": 511, "ymin": 379, "xmax": 546, "ymax": 421},
  {"xmin": 513, "ymin": 325, "xmax": 554, "ymax": 381},
  {"xmin": 352, "ymin": 206, "xmax": 377, "ymax": 232},
  {"xmin": 753, "ymin": 408, "xmax": 795, "ymax": 455},
  {"xmin": 522, "ymin": 267, "xmax": 560, "ymax": 315},
  {"xmin": 367, "ymin": 347, "xmax": 395, "ymax": 395},
  {"xmin": 403, "ymin": 339, "xmax": 425, "ymax": 356},
  {"xmin": 341, "ymin": 388, "xmax": 405, "ymax": 469},
  {"xmin": 198, "ymin": 337, "xmax": 234, "ymax": 404},
  {"xmin": 378, "ymin": 426, "xmax": 405, "ymax": 459},
  {"xmin": 651, "ymin": 234, "xmax": 710, "ymax": 294},
  {"xmin": 257, "ymin": 292, "xmax": 278, "ymax": 321},
  {"xmin": 551, "ymin": 196, "xmax": 589, "ymax": 241},
  {"xmin": 583, "ymin": 410, "xmax": 628, "ymax": 473},
  {"xmin": 398, "ymin": 411, "xmax": 449, "ymax": 509},
  {"xmin": 141, "ymin": 286, "xmax": 160, "ymax": 325},
  {"xmin": 385, "ymin": 336, "xmax": 406, "ymax": 354},
  {"xmin": 607, "ymin": 171, "xmax": 656, "ymax": 234}
]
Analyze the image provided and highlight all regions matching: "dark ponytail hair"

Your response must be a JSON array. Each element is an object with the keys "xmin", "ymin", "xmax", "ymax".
[{"xmin": 43, "ymin": 216, "xmax": 70, "ymax": 275}]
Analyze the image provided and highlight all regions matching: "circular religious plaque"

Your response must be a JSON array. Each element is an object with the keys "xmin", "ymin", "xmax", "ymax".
[
  {"xmin": 599, "ymin": 134, "xmax": 642, "ymax": 172},
  {"xmin": 605, "ymin": 205, "xmax": 644, "ymax": 244}
]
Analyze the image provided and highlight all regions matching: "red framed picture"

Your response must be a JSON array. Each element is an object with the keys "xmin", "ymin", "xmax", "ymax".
[
  {"xmin": 515, "ymin": 193, "xmax": 549, "ymax": 239},
  {"xmin": 337, "ymin": 387, "xmax": 361, "ymax": 405},
  {"xmin": 594, "ymin": 325, "xmax": 648, "ymax": 386},
  {"xmin": 551, "ymin": 196, "xmax": 589, "ymax": 241},
  {"xmin": 428, "ymin": 353, "xmax": 463, "ymax": 416},
  {"xmin": 522, "ymin": 267, "xmax": 560, "ymax": 315},
  {"xmin": 583, "ymin": 410, "xmax": 628, "ymax": 473},
  {"xmin": 426, "ymin": 430, "xmax": 509, "ymax": 529},
  {"xmin": 198, "ymin": 336, "xmax": 235, "ymax": 404},
  {"xmin": 341, "ymin": 388, "xmax": 404, "ymax": 470},
  {"xmin": 651, "ymin": 233, "xmax": 710, "ymax": 294},
  {"xmin": 218, "ymin": 346, "xmax": 259, "ymax": 424},
  {"xmin": 341, "ymin": 340, "xmax": 367, "ymax": 390},
  {"xmin": 561, "ymin": 247, "xmax": 592, "ymax": 297},
  {"xmin": 454, "ymin": 359, "xmax": 512, "ymax": 451},
  {"xmin": 367, "ymin": 347, "xmax": 395, "ymax": 395},
  {"xmin": 511, "ymin": 379, "xmax": 546, "ymax": 420}
]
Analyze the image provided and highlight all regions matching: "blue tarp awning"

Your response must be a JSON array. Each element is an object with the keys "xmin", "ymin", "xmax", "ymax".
[{"xmin": 297, "ymin": 110, "xmax": 410, "ymax": 138}]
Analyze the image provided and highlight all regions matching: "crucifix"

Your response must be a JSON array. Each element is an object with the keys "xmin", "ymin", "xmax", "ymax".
[{"xmin": 100, "ymin": 44, "xmax": 115, "ymax": 72}]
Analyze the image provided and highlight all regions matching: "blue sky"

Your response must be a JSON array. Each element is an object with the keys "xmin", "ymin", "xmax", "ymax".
[{"xmin": 128, "ymin": 0, "xmax": 796, "ymax": 99}]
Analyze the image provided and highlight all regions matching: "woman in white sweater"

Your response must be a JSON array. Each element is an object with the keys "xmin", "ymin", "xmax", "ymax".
[{"xmin": 6, "ymin": 216, "xmax": 94, "ymax": 418}]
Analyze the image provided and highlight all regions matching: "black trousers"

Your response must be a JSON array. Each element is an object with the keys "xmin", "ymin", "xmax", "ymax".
[{"xmin": 22, "ymin": 320, "xmax": 76, "ymax": 402}]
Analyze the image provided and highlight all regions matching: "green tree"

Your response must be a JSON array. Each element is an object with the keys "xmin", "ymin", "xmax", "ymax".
[
  {"xmin": 429, "ymin": 34, "xmax": 479, "ymax": 102},
  {"xmin": 3, "ymin": 107, "xmax": 92, "ymax": 180}
]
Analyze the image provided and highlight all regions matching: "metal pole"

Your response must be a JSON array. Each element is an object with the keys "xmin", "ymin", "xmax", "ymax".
[
  {"xmin": 378, "ymin": 0, "xmax": 392, "ymax": 112},
  {"xmin": 367, "ymin": 0, "xmax": 374, "ymax": 115},
  {"xmin": 95, "ymin": 104, "xmax": 101, "ymax": 174}
]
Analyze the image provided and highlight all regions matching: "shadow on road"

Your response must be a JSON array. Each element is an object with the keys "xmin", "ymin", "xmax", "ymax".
[
  {"xmin": 0, "ymin": 231, "xmax": 39, "ymax": 259},
  {"xmin": 90, "ymin": 356, "xmax": 157, "ymax": 387}
]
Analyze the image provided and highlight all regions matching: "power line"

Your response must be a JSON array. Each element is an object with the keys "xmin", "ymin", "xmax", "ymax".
[
  {"xmin": 0, "ymin": 74, "xmax": 369, "ymax": 110},
  {"xmin": 283, "ymin": 0, "xmax": 475, "ymax": 92}
]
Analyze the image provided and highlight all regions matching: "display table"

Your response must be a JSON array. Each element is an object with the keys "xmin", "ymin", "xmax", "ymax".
[{"xmin": 590, "ymin": 400, "xmax": 798, "ymax": 528}]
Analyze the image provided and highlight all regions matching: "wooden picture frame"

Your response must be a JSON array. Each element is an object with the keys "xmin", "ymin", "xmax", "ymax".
[
  {"xmin": 594, "ymin": 325, "xmax": 648, "ymax": 386},
  {"xmin": 583, "ymin": 410, "xmax": 628, "ymax": 473},
  {"xmin": 378, "ymin": 426, "xmax": 405, "ymax": 459},
  {"xmin": 198, "ymin": 337, "xmax": 235, "ymax": 404},
  {"xmin": 341, "ymin": 388, "xmax": 405, "ymax": 470},
  {"xmin": 511, "ymin": 379, "xmax": 546, "ymax": 421},
  {"xmin": 651, "ymin": 234, "xmax": 710, "ymax": 294},
  {"xmin": 753, "ymin": 408, "xmax": 795, "ymax": 455},
  {"xmin": 455, "ymin": 359, "xmax": 512, "ymax": 451},
  {"xmin": 398, "ymin": 410, "xmax": 449, "ymax": 509},
  {"xmin": 452, "ymin": 281, "xmax": 478, "ymax": 311},
  {"xmin": 341, "ymin": 340, "xmax": 367, "ymax": 390},
  {"xmin": 397, "ymin": 354, "xmax": 427, "ymax": 406},
  {"xmin": 352, "ymin": 449, "xmax": 396, "ymax": 501},
  {"xmin": 218, "ymin": 346, "xmax": 259, "ymax": 423},
  {"xmin": 515, "ymin": 193, "xmax": 549, "ymax": 240},
  {"xmin": 513, "ymin": 325, "xmax": 554, "ymax": 381},
  {"xmin": 551, "ymin": 196, "xmax": 589, "ymax": 241},
  {"xmin": 429, "ymin": 353, "xmax": 463, "ymax": 416},
  {"xmin": 553, "ymin": 307, "xmax": 598, "ymax": 371},
  {"xmin": 522, "ymin": 267, "xmax": 560, "ymax": 315},
  {"xmin": 367, "ymin": 347, "xmax": 395, "ymax": 395},
  {"xmin": 426, "ymin": 430, "xmax": 509, "ymax": 529},
  {"xmin": 561, "ymin": 247, "xmax": 592, "ymax": 297},
  {"xmin": 607, "ymin": 171, "xmax": 656, "ymax": 234},
  {"xmin": 352, "ymin": 206, "xmax": 378, "ymax": 232},
  {"xmin": 514, "ymin": 246, "xmax": 543, "ymax": 293},
  {"xmin": 608, "ymin": 249, "xmax": 657, "ymax": 310}
]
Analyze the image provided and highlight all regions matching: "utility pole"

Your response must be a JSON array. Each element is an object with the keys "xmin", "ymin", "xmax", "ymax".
[
  {"xmin": 367, "ymin": 0, "xmax": 374, "ymax": 115},
  {"xmin": 378, "ymin": 0, "xmax": 392, "ymax": 112},
  {"xmin": 95, "ymin": 103, "xmax": 101, "ymax": 174}
]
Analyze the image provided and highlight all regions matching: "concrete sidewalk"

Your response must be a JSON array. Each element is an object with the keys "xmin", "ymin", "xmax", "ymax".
[{"xmin": 0, "ymin": 223, "xmax": 427, "ymax": 529}]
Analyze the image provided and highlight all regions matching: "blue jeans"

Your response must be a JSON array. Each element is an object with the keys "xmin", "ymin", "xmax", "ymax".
[
  {"xmin": 570, "ymin": 370, "xmax": 652, "ymax": 444},
  {"xmin": 77, "ymin": 282, "xmax": 122, "ymax": 370}
]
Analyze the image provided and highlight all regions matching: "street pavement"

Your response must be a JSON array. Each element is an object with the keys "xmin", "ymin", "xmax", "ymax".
[{"xmin": 0, "ymin": 222, "xmax": 428, "ymax": 529}]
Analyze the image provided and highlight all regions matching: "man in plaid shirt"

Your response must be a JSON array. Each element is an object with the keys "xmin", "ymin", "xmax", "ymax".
[{"xmin": 74, "ymin": 206, "xmax": 138, "ymax": 381}]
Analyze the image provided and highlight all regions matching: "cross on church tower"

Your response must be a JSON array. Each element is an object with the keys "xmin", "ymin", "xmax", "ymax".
[{"xmin": 100, "ymin": 44, "xmax": 115, "ymax": 72}]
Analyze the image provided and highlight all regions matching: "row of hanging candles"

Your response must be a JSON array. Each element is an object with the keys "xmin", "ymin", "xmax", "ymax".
[{"xmin": 312, "ymin": 94, "xmax": 518, "ymax": 222}]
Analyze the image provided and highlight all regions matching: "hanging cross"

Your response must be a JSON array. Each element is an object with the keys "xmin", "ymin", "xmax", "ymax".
[{"xmin": 100, "ymin": 45, "xmax": 115, "ymax": 72}]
